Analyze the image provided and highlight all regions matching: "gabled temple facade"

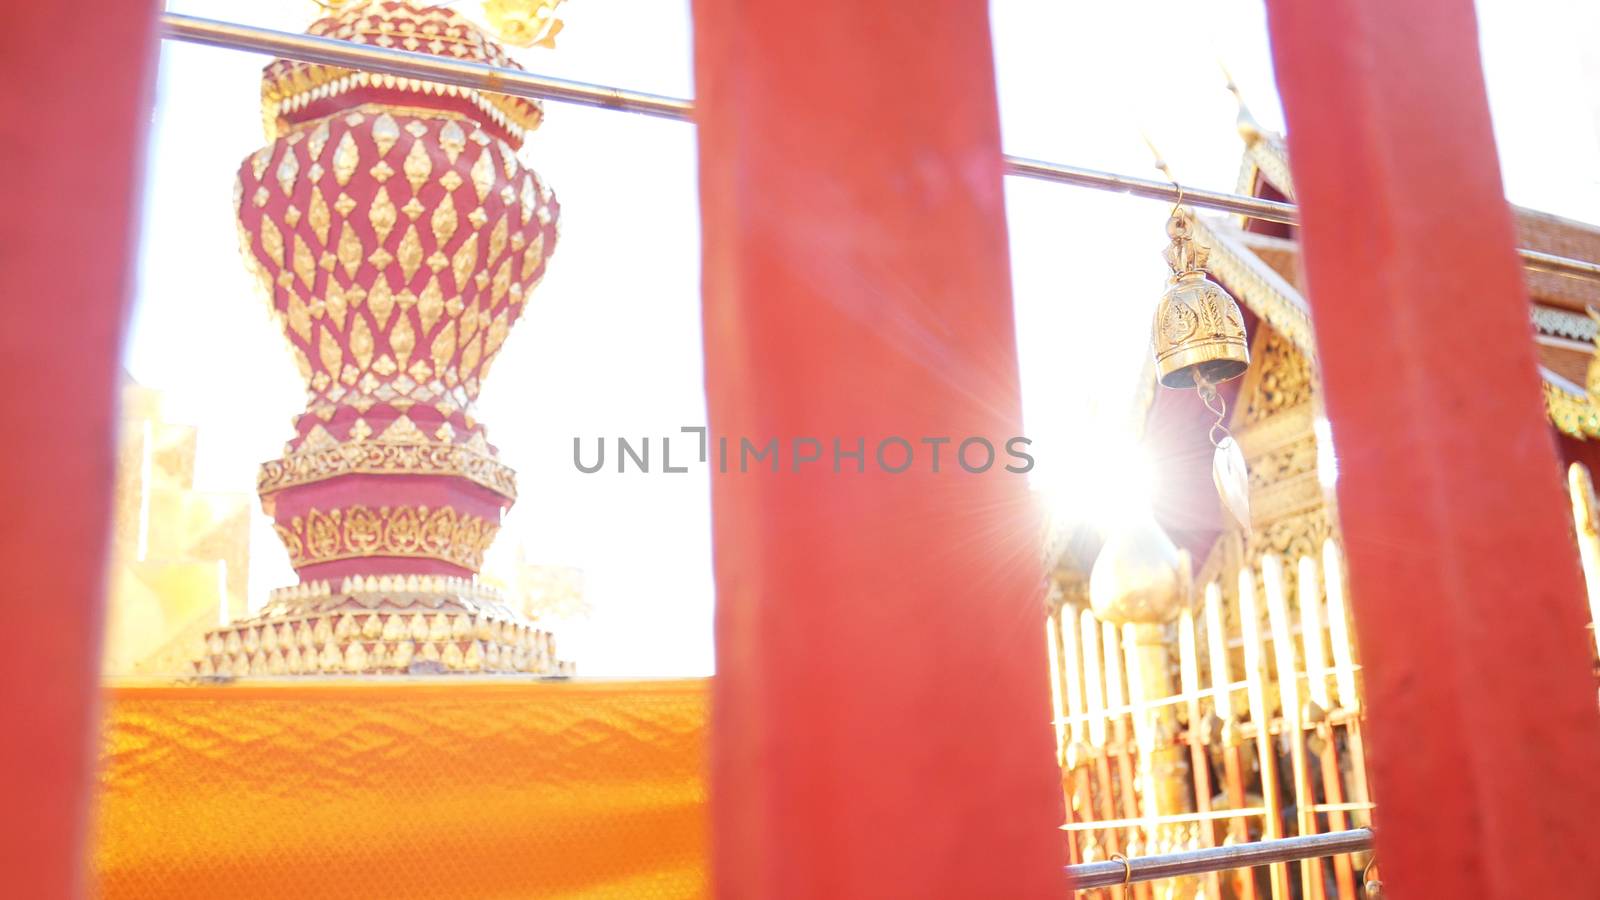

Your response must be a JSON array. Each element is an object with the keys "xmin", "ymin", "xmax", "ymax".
[{"xmin": 1045, "ymin": 110, "xmax": 1600, "ymax": 900}]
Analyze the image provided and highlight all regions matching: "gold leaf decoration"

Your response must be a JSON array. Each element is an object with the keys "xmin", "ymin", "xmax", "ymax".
[
  {"xmin": 522, "ymin": 233, "xmax": 544, "ymax": 280},
  {"xmin": 431, "ymin": 193, "xmax": 458, "ymax": 248},
  {"xmin": 372, "ymin": 113, "xmax": 400, "ymax": 157},
  {"xmin": 332, "ymin": 131, "xmax": 359, "ymax": 186},
  {"xmin": 451, "ymin": 233, "xmax": 479, "ymax": 289},
  {"xmin": 293, "ymin": 236, "xmax": 317, "ymax": 290},
  {"xmin": 470, "ymin": 150, "xmax": 495, "ymax": 202},
  {"xmin": 276, "ymin": 150, "xmax": 300, "ymax": 197},
  {"xmin": 307, "ymin": 119, "xmax": 331, "ymax": 162},
  {"xmin": 439, "ymin": 120, "xmax": 466, "ymax": 164},
  {"xmin": 318, "ymin": 325, "xmax": 344, "ymax": 375},
  {"xmin": 291, "ymin": 345, "xmax": 313, "ymax": 380},
  {"xmin": 397, "ymin": 225, "xmax": 424, "ymax": 281},
  {"xmin": 488, "ymin": 215, "xmax": 508, "ymax": 265},
  {"xmin": 286, "ymin": 293, "xmax": 312, "ymax": 341},
  {"xmin": 485, "ymin": 309, "xmax": 509, "ymax": 358},
  {"xmin": 391, "ymin": 314, "xmax": 416, "ymax": 368},
  {"xmin": 349, "ymin": 315, "xmax": 374, "ymax": 370},
  {"xmin": 430, "ymin": 320, "xmax": 458, "ymax": 373},
  {"xmin": 378, "ymin": 415, "xmax": 428, "ymax": 444},
  {"xmin": 460, "ymin": 331, "xmax": 484, "ymax": 375},
  {"xmin": 325, "ymin": 283, "xmax": 348, "ymax": 329},
  {"xmin": 520, "ymin": 174, "xmax": 537, "ymax": 225},
  {"xmin": 336, "ymin": 223, "xmax": 362, "ymax": 279},
  {"xmin": 369, "ymin": 277, "xmax": 396, "ymax": 329},
  {"xmin": 418, "ymin": 276, "xmax": 445, "ymax": 333},
  {"xmin": 497, "ymin": 141, "xmax": 518, "ymax": 179},
  {"xmin": 369, "ymin": 186, "xmax": 398, "ymax": 245},
  {"xmin": 460, "ymin": 302, "xmax": 480, "ymax": 344},
  {"xmin": 491, "ymin": 257, "xmax": 513, "ymax": 303},
  {"xmin": 259, "ymin": 217, "xmax": 285, "ymax": 268},
  {"xmin": 308, "ymin": 188, "xmax": 330, "ymax": 245},
  {"xmin": 250, "ymin": 146, "xmax": 272, "ymax": 180},
  {"xmin": 403, "ymin": 140, "xmax": 433, "ymax": 193}
]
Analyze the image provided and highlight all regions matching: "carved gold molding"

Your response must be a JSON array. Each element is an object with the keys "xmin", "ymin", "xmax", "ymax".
[
  {"xmin": 259, "ymin": 439, "xmax": 516, "ymax": 499},
  {"xmin": 274, "ymin": 504, "xmax": 499, "ymax": 571}
]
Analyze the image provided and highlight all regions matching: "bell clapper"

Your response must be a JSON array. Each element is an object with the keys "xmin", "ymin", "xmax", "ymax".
[{"xmin": 1196, "ymin": 372, "xmax": 1251, "ymax": 531}]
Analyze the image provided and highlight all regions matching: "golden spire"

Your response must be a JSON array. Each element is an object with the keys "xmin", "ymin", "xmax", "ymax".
[
  {"xmin": 484, "ymin": 0, "xmax": 567, "ymax": 48},
  {"xmin": 1221, "ymin": 62, "xmax": 1265, "ymax": 147}
]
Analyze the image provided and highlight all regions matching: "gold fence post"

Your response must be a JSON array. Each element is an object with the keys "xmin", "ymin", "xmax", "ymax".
[{"xmin": 1239, "ymin": 565, "xmax": 1289, "ymax": 899}]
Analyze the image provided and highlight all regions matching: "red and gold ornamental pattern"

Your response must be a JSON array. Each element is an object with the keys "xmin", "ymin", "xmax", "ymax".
[{"xmin": 200, "ymin": 1, "xmax": 565, "ymax": 676}]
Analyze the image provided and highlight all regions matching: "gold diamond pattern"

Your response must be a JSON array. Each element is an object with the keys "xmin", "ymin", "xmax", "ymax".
[
  {"xmin": 451, "ymin": 233, "xmax": 478, "ymax": 290},
  {"xmin": 403, "ymin": 140, "xmax": 433, "ymax": 193},
  {"xmin": 286, "ymin": 293, "xmax": 312, "ymax": 341},
  {"xmin": 397, "ymin": 225, "xmax": 424, "ymax": 281},
  {"xmin": 293, "ymin": 236, "xmax": 317, "ymax": 290},
  {"xmin": 337, "ymin": 223, "xmax": 363, "ymax": 279},
  {"xmin": 369, "ymin": 278, "xmax": 395, "ymax": 328},
  {"xmin": 432, "ymin": 193, "xmax": 459, "ymax": 247},
  {"xmin": 430, "ymin": 320, "xmax": 457, "ymax": 373},
  {"xmin": 390, "ymin": 315, "xmax": 416, "ymax": 368},
  {"xmin": 333, "ymin": 131, "xmax": 360, "ymax": 186},
  {"xmin": 308, "ymin": 188, "xmax": 331, "ymax": 245},
  {"xmin": 350, "ymin": 315, "xmax": 374, "ymax": 370},
  {"xmin": 307, "ymin": 119, "xmax": 331, "ymax": 161},
  {"xmin": 522, "ymin": 233, "xmax": 544, "ymax": 280},
  {"xmin": 488, "ymin": 215, "xmax": 508, "ymax": 266},
  {"xmin": 439, "ymin": 121, "xmax": 466, "ymax": 164},
  {"xmin": 326, "ymin": 284, "xmax": 348, "ymax": 329},
  {"xmin": 259, "ymin": 217, "xmax": 285, "ymax": 268},
  {"xmin": 273, "ymin": 148, "xmax": 299, "ymax": 196},
  {"xmin": 418, "ymin": 276, "xmax": 446, "ymax": 333},
  {"xmin": 470, "ymin": 151, "xmax": 494, "ymax": 202},
  {"xmin": 369, "ymin": 186, "xmax": 397, "ymax": 244},
  {"xmin": 372, "ymin": 113, "xmax": 400, "ymax": 157}
]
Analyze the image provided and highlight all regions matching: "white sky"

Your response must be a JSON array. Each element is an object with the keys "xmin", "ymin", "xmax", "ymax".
[{"xmin": 127, "ymin": 0, "xmax": 1600, "ymax": 675}]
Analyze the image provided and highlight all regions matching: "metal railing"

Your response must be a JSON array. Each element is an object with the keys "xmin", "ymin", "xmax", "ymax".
[
  {"xmin": 1066, "ymin": 828, "xmax": 1374, "ymax": 890},
  {"xmin": 158, "ymin": 12, "xmax": 1600, "ymax": 283}
]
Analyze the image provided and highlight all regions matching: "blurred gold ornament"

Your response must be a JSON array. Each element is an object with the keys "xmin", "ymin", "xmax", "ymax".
[
  {"xmin": 1088, "ymin": 517, "xmax": 1186, "ymax": 626},
  {"xmin": 483, "ymin": 0, "xmax": 567, "ymax": 48}
]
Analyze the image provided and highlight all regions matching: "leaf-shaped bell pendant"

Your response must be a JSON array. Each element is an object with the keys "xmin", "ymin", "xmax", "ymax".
[{"xmin": 1151, "ymin": 208, "xmax": 1253, "ymax": 530}]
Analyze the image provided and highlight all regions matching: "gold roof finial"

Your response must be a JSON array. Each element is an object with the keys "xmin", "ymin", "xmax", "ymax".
[
  {"xmin": 1220, "ymin": 61, "xmax": 1265, "ymax": 147},
  {"xmin": 484, "ymin": 0, "xmax": 568, "ymax": 49}
]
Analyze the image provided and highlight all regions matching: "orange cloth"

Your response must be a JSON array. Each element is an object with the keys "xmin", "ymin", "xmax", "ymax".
[{"xmin": 91, "ymin": 679, "xmax": 708, "ymax": 898}]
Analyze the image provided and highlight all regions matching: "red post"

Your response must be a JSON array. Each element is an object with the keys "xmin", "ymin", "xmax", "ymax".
[
  {"xmin": 1264, "ymin": 1, "xmax": 1600, "ymax": 895},
  {"xmin": 693, "ymin": 1, "xmax": 1067, "ymax": 896},
  {"xmin": 0, "ymin": 2, "xmax": 162, "ymax": 895}
]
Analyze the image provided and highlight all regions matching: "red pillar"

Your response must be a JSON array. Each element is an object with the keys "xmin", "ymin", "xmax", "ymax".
[
  {"xmin": 1264, "ymin": 1, "xmax": 1600, "ymax": 895},
  {"xmin": 0, "ymin": 3, "xmax": 161, "ymax": 894},
  {"xmin": 693, "ymin": 1, "xmax": 1066, "ymax": 896}
]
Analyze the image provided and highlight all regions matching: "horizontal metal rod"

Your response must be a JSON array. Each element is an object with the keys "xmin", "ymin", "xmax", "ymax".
[
  {"xmin": 159, "ymin": 13, "xmax": 1600, "ymax": 283},
  {"xmin": 1065, "ymin": 828, "xmax": 1374, "ymax": 890},
  {"xmin": 160, "ymin": 12, "xmax": 693, "ymax": 121}
]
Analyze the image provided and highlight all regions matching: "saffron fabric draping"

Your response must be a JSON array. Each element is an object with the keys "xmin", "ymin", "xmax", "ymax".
[{"xmin": 91, "ymin": 679, "xmax": 708, "ymax": 899}]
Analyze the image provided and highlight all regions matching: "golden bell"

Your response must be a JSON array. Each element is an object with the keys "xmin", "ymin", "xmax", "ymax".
[{"xmin": 1152, "ymin": 211, "xmax": 1249, "ymax": 389}]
